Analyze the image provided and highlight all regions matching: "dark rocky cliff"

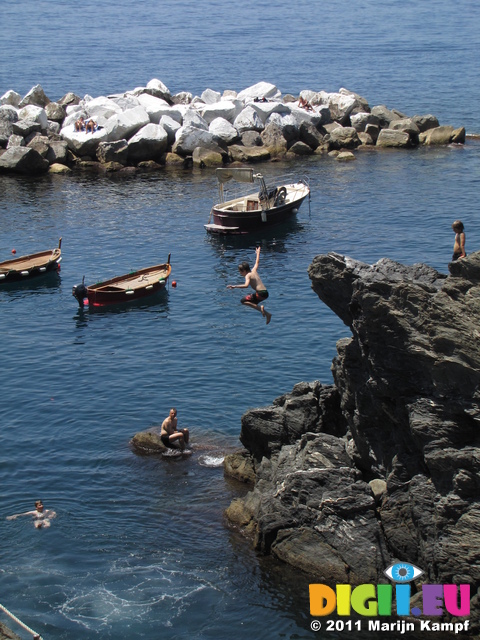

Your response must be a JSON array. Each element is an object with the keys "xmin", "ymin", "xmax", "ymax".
[{"xmin": 225, "ymin": 251, "xmax": 480, "ymax": 630}]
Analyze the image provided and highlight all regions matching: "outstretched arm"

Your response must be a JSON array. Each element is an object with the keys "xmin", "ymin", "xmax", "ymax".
[
  {"xmin": 7, "ymin": 510, "xmax": 36, "ymax": 520},
  {"xmin": 253, "ymin": 246, "xmax": 261, "ymax": 271}
]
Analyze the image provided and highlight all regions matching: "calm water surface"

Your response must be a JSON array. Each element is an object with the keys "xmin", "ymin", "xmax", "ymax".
[
  {"xmin": 1, "ymin": 1, "xmax": 480, "ymax": 638},
  {"xmin": 2, "ymin": 145, "xmax": 480, "ymax": 639},
  {"xmin": 2, "ymin": 0, "xmax": 480, "ymax": 132}
]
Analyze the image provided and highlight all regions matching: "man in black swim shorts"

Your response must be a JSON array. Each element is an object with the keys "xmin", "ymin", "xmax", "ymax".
[
  {"xmin": 160, "ymin": 408, "xmax": 189, "ymax": 451},
  {"xmin": 227, "ymin": 247, "xmax": 272, "ymax": 324}
]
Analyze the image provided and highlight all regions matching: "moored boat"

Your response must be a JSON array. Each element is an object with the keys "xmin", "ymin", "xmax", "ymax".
[
  {"xmin": 72, "ymin": 256, "xmax": 171, "ymax": 307},
  {"xmin": 0, "ymin": 238, "xmax": 62, "ymax": 282},
  {"xmin": 205, "ymin": 168, "xmax": 310, "ymax": 234}
]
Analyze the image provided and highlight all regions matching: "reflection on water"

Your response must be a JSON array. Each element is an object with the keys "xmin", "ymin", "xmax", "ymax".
[{"xmin": 0, "ymin": 270, "xmax": 61, "ymax": 297}]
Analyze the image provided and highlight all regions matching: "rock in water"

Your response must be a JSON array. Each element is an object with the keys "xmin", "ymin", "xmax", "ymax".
[{"xmin": 226, "ymin": 251, "xmax": 480, "ymax": 634}]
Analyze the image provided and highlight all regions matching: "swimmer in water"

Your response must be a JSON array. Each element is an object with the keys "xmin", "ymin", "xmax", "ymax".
[{"xmin": 7, "ymin": 500, "xmax": 56, "ymax": 529}]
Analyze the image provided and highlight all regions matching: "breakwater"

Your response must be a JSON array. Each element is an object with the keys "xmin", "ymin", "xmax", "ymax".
[{"xmin": 0, "ymin": 79, "xmax": 466, "ymax": 176}]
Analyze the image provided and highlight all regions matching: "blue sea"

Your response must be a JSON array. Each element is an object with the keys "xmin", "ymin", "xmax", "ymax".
[{"xmin": 1, "ymin": 2, "xmax": 480, "ymax": 639}]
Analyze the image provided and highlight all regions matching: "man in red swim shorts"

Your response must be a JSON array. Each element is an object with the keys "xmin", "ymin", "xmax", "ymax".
[{"xmin": 227, "ymin": 246, "xmax": 272, "ymax": 324}]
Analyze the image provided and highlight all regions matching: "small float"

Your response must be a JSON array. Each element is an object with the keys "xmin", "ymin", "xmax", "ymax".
[
  {"xmin": 0, "ymin": 238, "xmax": 62, "ymax": 282},
  {"xmin": 205, "ymin": 168, "xmax": 310, "ymax": 234},
  {"xmin": 72, "ymin": 255, "xmax": 171, "ymax": 307}
]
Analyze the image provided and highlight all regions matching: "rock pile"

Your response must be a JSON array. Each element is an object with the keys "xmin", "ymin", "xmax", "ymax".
[
  {"xmin": 0, "ymin": 80, "xmax": 466, "ymax": 175},
  {"xmin": 225, "ymin": 251, "xmax": 480, "ymax": 631}
]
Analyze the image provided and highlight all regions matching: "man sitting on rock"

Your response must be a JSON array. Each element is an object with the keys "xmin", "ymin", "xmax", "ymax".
[
  {"xmin": 74, "ymin": 116, "xmax": 85, "ymax": 131},
  {"xmin": 160, "ymin": 408, "xmax": 189, "ymax": 451}
]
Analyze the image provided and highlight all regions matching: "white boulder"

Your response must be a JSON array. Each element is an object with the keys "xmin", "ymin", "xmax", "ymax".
[
  {"xmin": 127, "ymin": 123, "xmax": 169, "ymax": 161},
  {"xmin": 172, "ymin": 125, "xmax": 222, "ymax": 155},
  {"xmin": 183, "ymin": 108, "xmax": 209, "ymax": 130},
  {"xmin": 146, "ymin": 78, "xmax": 171, "ymax": 101},
  {"xmin": 65, "ymin": 104, "xmax": 83, "ymax": 116},
  {"xmin": 265, "ymin": 112, "xmax": 299, "ymax": 139},
  {"xmin": 314, "ymin": 91, "xmax": 357, "ymax": 123},
  {"xmin": 289, "ymin": 104, "xmax": 327, "ymax": 128},
  {"xmin": 248, "ymin": 100, "xmax": 290, "ymax": 124},
  {"xmin": 209, "ymin": 117, "xmax": 239, "ymax": 144},
  {"xmin": 59, "ymin": 126, "xmax": 109, "ymax": 155},
  {"xmin": 233, "ymin": 106, "xmax": 264, "ymax": 133},
  {"xmin": 159, "ymin": 115, "xmax": 182, "ymax": 144},
  {"xmin": 19, "ymin": 84, "xmax": 50, "ymax": 108},
  {"xmin": 104, "ymin": 106, "xmax": 150, "ymax": 141},
  {"xmin": 350, "ymin": 112, "xmax": 380, "ymax": 132},
  {"xmin": 0, "ymin": 105, "xmax": 19, "ymax": 122},
  {"xmin": 1, "ymin": 90, "xmax": 21, "ymax": 108},
  {"xmin": 18, "ymin": 105, "xmax": 48, "ymax": 130},
  {"xmin": 84, "ymin": 96, "xmax": 123, "ymax": 120},
  {"xmin": 136, "ymin": 94, "xmax": 171, "ymax": 123},
  {"xmin": 198, "ymin": 100, "xmax": 240, "ymax": 125},
  {"xmin": 108, "ymin": 94, "xmax": 141, "ymax": 111},
  {"xmin": 237, "ymin": 82, "xmax": 281, "ymax": 102},
  {"xmin": 201, "ymin": 88, "xmax": 222, "ymax": 104}
]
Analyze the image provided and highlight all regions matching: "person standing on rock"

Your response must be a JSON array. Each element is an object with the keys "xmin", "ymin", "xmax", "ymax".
[
  {"xmin": 452, "ymin": 220, "xmax": 466, "ymax": 261},
  {"xmin": 227, "ymin": 246, "xmax": 272, "ymax": 324}
]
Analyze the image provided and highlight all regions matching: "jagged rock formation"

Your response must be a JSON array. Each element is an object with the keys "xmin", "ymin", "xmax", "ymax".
[
  {"xmin": 0, "ymin": 622, "xmax": 21, "ymax": 640},
  {"xmin": 225, "ymin": 251, "xmax": 480, "ymax": 630}
]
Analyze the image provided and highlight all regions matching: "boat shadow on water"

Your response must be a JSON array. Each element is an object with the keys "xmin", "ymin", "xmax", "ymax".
[
  {"xmin": 205, "ymin": 217, "xmax": 307, "ymax": 254},
  {"xmin": 0, "ymin": 270, "xmax": 61, "ymax": 298}
]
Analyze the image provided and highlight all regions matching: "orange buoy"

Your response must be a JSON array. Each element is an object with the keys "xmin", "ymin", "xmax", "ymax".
[
  {"xmin": 11, "ymin": 249, "xmax": 16, "ymax": 254},
  {"xmin": 172, "ymin": 281, "xmax": 177, "ymax": 288}
]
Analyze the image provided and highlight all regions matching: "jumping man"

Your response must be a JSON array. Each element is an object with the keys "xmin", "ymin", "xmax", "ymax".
[{"xmin": 227, "ymin": 246, "xmax": 272, "ymax": 324}]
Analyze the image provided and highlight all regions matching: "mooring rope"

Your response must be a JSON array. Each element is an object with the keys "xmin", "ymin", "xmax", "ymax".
[{"xmin": 0, "ymin": 603, "xmax": 43, "ymax": 640}]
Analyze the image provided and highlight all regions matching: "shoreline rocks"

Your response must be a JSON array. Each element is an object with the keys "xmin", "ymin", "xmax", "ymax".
[
  {"xmin": 0, "ymin": 80, "xmax": 466, "ymax": 176},
  {"xmin": 224, "ymin": 251, "xmax": 480, "ymax": 633}
]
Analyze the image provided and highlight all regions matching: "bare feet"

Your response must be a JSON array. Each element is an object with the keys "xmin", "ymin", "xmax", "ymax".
[{"xmin": 265, "ymin": 311, "xmax": 272, "ymax": 325}]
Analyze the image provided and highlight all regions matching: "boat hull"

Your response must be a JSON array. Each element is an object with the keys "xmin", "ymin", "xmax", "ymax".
[
  {"xmin": 0, "ymin": 244, "xmax": 62, "ymax": 283},
  {"xmin": 76, "ymin": 262, "xmax": 171, "ymax": 307},
  {"xmin": 205, "ymin": 183, "xmax": 309, "ymax": 234},
  {"xmin": 86, "ymin": 279, "xmax": 168, "ymax": 306}
]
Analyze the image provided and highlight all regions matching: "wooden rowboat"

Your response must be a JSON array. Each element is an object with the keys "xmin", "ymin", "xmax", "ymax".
[
  {"xmin": 72, "ymin": 255, "xmax": 171, "ymax": 307},
  {"xmin": 0, "ymin": 238, "xmax": 62, "ymax": 283}
]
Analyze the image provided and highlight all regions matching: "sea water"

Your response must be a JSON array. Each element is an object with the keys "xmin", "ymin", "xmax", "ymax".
[{"xmin": 1, "ymin": 1, "xmax": 480, "ymax": 639}]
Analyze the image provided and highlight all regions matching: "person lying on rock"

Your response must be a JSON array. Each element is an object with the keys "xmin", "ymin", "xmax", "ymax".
[
  {"xmin": 85, "ymin": 118, "xmax": 97, "ymax": 133},
  {"xmin": 227, "ymin": 246, "xmax": 272, "ymax": 324},
  {"xmin": 452, "ymin": 220, "xmax": 466, "ymax": 260},
  {"xmin": 7, "ymin": 500, "xmax": 56, "ymax": 529},
  {"xmin": 74, "ymin": 116, "xmax": 85, "ymax": 131},
  {"xmin": 298, "ymin": 96, "xmax": 313, "ymax": 111},
  {"xmin": 161, "ymin": 408, "xmax": 190, "ymax": 451}
]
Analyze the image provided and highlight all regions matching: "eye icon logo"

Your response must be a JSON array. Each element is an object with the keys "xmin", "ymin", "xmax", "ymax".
[{"xmin": 384, "ymin": 562, "xmax": 424, "ymax": 583}]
